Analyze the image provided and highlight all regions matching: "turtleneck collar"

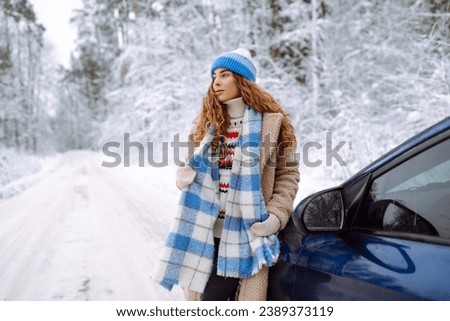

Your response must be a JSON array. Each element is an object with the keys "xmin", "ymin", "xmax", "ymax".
[{"xmin": 223, "ymin": 97, "xmax": 246, "ymax": 118}]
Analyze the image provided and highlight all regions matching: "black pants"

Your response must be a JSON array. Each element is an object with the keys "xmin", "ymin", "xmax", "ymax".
[{"xmin": 202, "ymin": 238, "xmax": 240, "ymax": 301}]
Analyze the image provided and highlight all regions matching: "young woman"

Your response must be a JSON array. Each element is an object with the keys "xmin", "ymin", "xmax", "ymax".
[{"xmin": 153, "ymin": 48, "xmax": 299, "ymax": 300}]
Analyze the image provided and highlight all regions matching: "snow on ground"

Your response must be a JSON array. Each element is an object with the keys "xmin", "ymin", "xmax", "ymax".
[
  {"xmin": 0, "ymin": 149, "xmax": 337, "ymax": 301},
  {"xmin": 0, "ymin": 150, "xmax": 184, "ymax": 300},
  {"xmin": 0, "ymin": 153, "xmax": 64, "ymax": 202}
]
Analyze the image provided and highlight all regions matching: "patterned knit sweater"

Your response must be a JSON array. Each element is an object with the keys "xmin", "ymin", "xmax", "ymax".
[{"xmin": 213, "ymin": 97, "xmax": 246, "ymax": 238}]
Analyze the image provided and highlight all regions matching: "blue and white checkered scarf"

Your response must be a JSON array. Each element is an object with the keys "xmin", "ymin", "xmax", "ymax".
[{"xmin": 153, "ymin": 107, "xmax": 280, "ymax": 294}]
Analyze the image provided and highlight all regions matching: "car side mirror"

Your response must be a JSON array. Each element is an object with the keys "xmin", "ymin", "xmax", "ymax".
[{"xmin": 298, "ymin": 188, "xmax": 345, "ymax": 232}]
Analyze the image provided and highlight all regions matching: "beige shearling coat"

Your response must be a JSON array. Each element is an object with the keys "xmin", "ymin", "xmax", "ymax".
[{"xmin": 178, "ymin": 112, "xmax": 299, "ymax": 301}]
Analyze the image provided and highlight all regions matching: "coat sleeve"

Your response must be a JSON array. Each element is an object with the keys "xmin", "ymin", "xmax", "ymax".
[
  {"xmin": 179, "ymin": 117, "xmax": 199, "ymax": 165},
  {"xmin": 175, "ymin": 118, "xmax": 199, "ymax": 190},
  {"xmin": 265, "ymin": 138, "xmax": 300, "ymax": 231}
]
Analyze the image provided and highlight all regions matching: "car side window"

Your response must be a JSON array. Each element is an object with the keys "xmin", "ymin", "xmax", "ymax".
[{"xmin": 354, "ymin": 138, "xmax": 450, "ymax": 240}]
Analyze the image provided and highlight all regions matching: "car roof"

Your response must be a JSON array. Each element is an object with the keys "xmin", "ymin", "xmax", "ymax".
[{"xmin": 343, "ymin": 116, "xmax": 450, "ymax": 188}]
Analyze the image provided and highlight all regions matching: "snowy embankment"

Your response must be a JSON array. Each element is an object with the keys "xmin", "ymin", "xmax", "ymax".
[{"xmin": 0, "ymin": 149, "xmax": 330, "ymax": 301}]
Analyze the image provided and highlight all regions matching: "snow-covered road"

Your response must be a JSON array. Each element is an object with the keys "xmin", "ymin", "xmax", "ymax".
[{"xmin": 0, "ymin": 151, "xmax": 184, "ymax": 300}]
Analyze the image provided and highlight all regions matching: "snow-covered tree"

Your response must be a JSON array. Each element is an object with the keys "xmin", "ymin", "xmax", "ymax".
[{"xmin": 0, "ymin": 0, "xmax": 49, "ymax": 153}]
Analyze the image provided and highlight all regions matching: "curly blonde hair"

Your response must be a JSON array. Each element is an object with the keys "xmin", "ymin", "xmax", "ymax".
[{"xmin": 193, "ymin": 73, "xmax": 297, "ymax": 155}]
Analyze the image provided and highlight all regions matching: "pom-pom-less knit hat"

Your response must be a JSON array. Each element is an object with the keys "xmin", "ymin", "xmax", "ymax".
[{"xmin": 210, "ymin": 48, "xmax": 257, "ymax": 82}]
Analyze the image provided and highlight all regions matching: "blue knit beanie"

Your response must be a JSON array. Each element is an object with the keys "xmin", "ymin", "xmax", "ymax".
[{"xmin": 210, "ymin": 48, "xmax": 257, "ymax": 82}]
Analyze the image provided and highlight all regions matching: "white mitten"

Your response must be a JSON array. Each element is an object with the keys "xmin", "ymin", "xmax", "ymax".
[
  {"xmin": 175, "ymin": 165, "xmax": 196, "ymax": 190},
  {"xmin": 250, "ymin": 214, "xmax": 281, "ymax": 237}
]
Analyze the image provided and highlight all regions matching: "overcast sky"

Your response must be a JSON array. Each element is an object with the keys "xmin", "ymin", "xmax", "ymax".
[{"xmin": 29, "ymin": 0, "xmax": 82, "ymax": 68}]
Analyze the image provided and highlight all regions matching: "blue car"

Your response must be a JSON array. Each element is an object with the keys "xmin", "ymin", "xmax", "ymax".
[{"xmin": 268, "ymin": 117, "xmax": 450, "ymax": 300}]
